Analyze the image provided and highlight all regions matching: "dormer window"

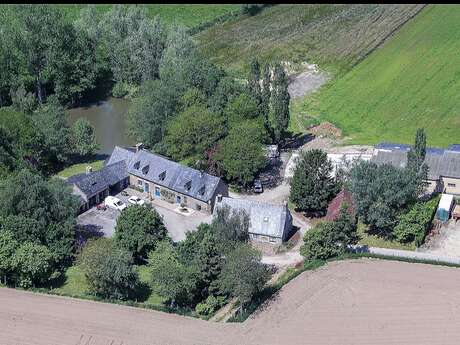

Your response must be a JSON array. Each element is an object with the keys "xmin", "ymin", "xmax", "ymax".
[
  {"xmin": 134, "ymin": 161, "xmax": 140, "ymax": 170},
  {"xmin": 159, "ymin": 171, "xmax": 166, "ymax": 181},
  {"xmin": 142, "ymin": 165, "xmax": 150, "ymax": 175},
  {"xmin": 199, "ymin": 185, "xmax": 206, "ymax": 196},
  {"xmin": 184, "ymin": 180, "xmax": 192, "ymax": 191}
]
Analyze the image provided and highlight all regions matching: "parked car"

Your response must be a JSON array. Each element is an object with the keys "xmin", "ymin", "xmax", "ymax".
[
  {"xmin": 96, "ymin": 203, "xmax": 107, "ymax": 211},
  {"xmin": 104, "ymin": 196, "xmax": 127, "ymax": 211},
  {"xmin": 128, "ymin": 195, "xmax": 145, "ymax": 206},
  {"xmin": 253, "ymin": 179, "xmax": 263, "ymax": 193},
  {"xmin": 121, "ymin": 190, "xmax": 129, "ymax": 197}
]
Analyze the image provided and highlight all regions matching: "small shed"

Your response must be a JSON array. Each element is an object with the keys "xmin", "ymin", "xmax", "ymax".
[{"xmin": 436, "ymin": 193, "xmax": 454, "ymax": 222}]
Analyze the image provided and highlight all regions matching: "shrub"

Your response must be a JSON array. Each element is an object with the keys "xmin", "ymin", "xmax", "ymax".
[
  {"xmin": 300, "ymin": 204, "xmax": 358, "ymax": 260},
  {"xmin": 394, "ymin": 196, "xmax": 439, "ymax": 245},
  {"xmin": 79, "ymin": 238, "xmax": 138, "ymax": 300},
  {"xmin": 300, "ymin": 222, "xmax": 342, "ymax": 260},
  {"xmin": 195, "ymin": 295, "xmax": 226, "ymax": 317}
]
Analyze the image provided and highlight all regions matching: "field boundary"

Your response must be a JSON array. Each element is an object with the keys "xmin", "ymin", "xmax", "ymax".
[{"xmin": 349, "ymin": 4, "xmax": 427, "ymax": 70}]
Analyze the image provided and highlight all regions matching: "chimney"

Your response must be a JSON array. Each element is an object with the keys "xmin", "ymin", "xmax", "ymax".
[
  {"xmin": 136, "ymin": 143, "xmax": 144, "ymax": 152},
  {"xmin": 217, "ymin": 194, "xmax": 223, "ymax": 203}
]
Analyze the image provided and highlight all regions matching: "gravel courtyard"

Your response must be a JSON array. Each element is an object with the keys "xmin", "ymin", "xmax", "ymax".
[
  {"xmin": 4, "ymin": 259, "xmax": 460, "ymax": 345},
  {"xmin": 76, "ymin": 189, "xmax": 211, "ymax": 242}
]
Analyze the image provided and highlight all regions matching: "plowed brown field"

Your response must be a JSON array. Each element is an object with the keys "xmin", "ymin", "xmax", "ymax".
[{"xmin": 3, "ymin": 259, "xmax": 460, "ymax": 345}]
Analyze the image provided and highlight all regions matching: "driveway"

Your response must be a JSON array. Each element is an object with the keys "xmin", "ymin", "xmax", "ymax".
[
  {"xmin": 419, "ymin": 220, "xmax": 460, "ymax": 258},
  {"xmin": 76, "ymin": 189, "xmax": 212, "ymax": 242}
]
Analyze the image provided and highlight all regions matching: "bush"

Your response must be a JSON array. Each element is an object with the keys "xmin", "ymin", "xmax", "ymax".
[
  {"xmin": 112, "ymin": 82, "xmax": 139, "ymax": 99},
  {"xmin": 300, "ymin": 204, "xmax": 358, "ymax": 260},
  {"xmin": 79, "ymin": 238, "xmax": 138, "ymax": 300},
  {"xmin": 195, "ymin": 295, "xmax": 226, "ymax": 317},
  {"xmin": 300, "ymin": 222, "xmax": 342, "ymax": 260},
  {"xmin": 394, "ymin": 196, "xmax": 440, "ymax": 245}
]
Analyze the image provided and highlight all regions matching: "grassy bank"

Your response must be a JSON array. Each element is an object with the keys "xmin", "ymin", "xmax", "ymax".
[
  {"xmin": 198, "ymin": 4, "xmax": 424, "ymax": 77},
  {"xmin": 55, "ymin": 159, "xmax": 105, "ymax": 179},
  {"xmin": 295, "ymin": 5, "xmax": 460, "ymax": 147},
  {"xmin": 357, "ymin": 223, "xmax": 416, "ymax": 251}
]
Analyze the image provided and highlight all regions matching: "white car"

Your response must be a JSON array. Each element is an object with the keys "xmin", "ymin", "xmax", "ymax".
[
  {"xmin": 104, "ymin": 196, "xmax": 127, "ymax": 211},
  {"xmin": 128, "ymin": 195, "xmax": 145, "ymax": 206}
]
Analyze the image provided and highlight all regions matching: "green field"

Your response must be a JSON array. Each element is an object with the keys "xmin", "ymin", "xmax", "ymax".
[
  {"xmin": 295, "ymin": 5, "xmax": 460, "ymax": 147},
  {"xmin": 198, "ymin": 4, "xmax": 424, "ymax": 77},
  {"xmin": 57, "ymin": 4, "xmax": 241, "ymax": 29}
]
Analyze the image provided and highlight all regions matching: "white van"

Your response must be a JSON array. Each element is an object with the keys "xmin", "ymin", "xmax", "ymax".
[{"xmin": 104, "ymin": 196, "xmax": 127, "ymax": 212}]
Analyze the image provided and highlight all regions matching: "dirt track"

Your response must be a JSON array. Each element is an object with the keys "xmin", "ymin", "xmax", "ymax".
[{"xmin": 3, "ymin": 259, "xmax": 460, "ymax": 345}]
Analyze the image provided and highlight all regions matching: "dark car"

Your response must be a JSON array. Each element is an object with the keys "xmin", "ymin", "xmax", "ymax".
[{"xmin": 253, "ymin": 179, "xmax": 263, "ymax": 193}]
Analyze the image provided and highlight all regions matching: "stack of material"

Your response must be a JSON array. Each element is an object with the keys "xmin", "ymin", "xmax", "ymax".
[{"xmin": 452, "ymin": 204, "xmax": 460, "ymax": 221}]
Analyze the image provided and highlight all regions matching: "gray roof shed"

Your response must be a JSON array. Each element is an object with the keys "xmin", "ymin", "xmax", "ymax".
[{"xmin": 214, "ymin": 197, "xmax": 292, "ymax": 239}]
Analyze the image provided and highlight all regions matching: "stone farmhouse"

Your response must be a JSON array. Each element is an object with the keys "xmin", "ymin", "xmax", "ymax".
[
  {"xmin": 68, "ymin": 144, "xmax": 228, "ymax": 214},
  {"xmin": 213, "ymin": 196, "xmax": 293, "ymax": 244},
  {"xmin": 372, "ymin": 142, "xmax": 460, "ymax": 195}
]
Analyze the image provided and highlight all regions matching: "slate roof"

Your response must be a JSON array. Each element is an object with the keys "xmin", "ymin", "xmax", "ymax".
[
  {"xmin": 105, "ymin": 146, "xmax": 136, "ymax": 167},
  {"xmin": 107, "ymin": 146, "xmax": 223, "ymax": 203},
  {"xmin": 214, "ymin": 197, "xmax": 291, "ymax": 239},
  {"xmin": 372, "ymin": 142, "xmax": 460, "ymax": 180},
  {"xmin": 67, "ymin": 160, "xmax": 128, "ymax": 199}
]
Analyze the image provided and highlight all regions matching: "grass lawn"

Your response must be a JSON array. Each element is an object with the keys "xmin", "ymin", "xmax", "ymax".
[
  {"xmin": 197, "ymin": 4, "xmax": 423, "ymax": 77},
  {"xmin": 52, "ymin": 265, "xmax": 165, "ymax": 307},
  {"xmin": 357, "ymin": 222, "xmax": 416, "ymax": 251},
  {"xmin": 295, "ymin": 5, "xmax": 460, "ymax": 147},
  {"xmin": 56, "ymin": 4, "xmax": 240, "ymax": 29},
  {"xmin": 56, "ymin": 159, "xmax": 105, "ymax": 179}
]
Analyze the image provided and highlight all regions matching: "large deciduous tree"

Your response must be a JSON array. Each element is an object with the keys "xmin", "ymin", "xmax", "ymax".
[
  {"xmin": 79, "ymin": 238, "xmax": 138, "ymax": 300},
  {"xmin": 114, "ymin": 205, "xmax": 168, "ymax": 263},
  {"xmin": 147, "ymin": 240, "xmax": 199, "ymax": 307},
  {"xmin": 290, "ymin": 149, "xmax": 338, "ymax": 216},
  {"xmin": 348, "ymin": 160, "xmax": 419, "ymax": 236},
  {"xmin": 215, "ymin": 123, "xmax": 266, "ymax": 187},
  {"xmin": 218, "ymin": 243, "xmax": 269, "ymax": 306},
  {"xmin": 164, "ymin": 104, "xmax": 224, "ymax": 162},
  {"xmin": 71, "ymin": 118, "xmax": 99, "ymax": 157}
]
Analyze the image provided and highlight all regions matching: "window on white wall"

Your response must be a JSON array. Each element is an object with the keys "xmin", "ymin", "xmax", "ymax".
[{"xmin": 138, "ymin": 179, "xmax": 143, "ymax": 186}]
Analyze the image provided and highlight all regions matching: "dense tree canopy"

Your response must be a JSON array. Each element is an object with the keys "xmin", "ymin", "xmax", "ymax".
[
  {"xmin": 71, "ymin": 118, "xmax": 99, "ymax": 157},
  {"xmin": 114, "ymin": 205, "xmax": 168, "ymax": 263},
  {"xmin": 348, "ymin": 160, "xmax": 420, "ymax": 235},
  {"xmin": 79, "ymin": 238, "xmax": 138, "ymax": 300},
  {"xmin": 218, "ymin": 243, "xmax": 270, "ymax": 305}
]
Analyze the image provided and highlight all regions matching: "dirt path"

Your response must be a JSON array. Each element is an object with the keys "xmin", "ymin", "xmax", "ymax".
[{"xmin": 4, "ymin": 259, "xmax": 460, "ymax": 345}]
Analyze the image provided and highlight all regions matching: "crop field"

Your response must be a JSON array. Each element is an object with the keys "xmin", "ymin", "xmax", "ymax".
[
  {"xmin": 295, "ymin": 5, "xmax": 460, "ymax": 147},
  {"xmin": 55, "ymin": 4, "xmax": 241, "ymax": 29},
  {"xmin": 197, "ymin": 4, "xmax": 424, "ymax": 77},
  {"xmin": 4, "ymin": 259, "xmax": 460, "ymax": 345}
]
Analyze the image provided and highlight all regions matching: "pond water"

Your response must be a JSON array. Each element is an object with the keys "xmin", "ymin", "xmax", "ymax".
[{"xmin": 68, "ymin": 97, "xmax": 135, "ymax": 155}]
